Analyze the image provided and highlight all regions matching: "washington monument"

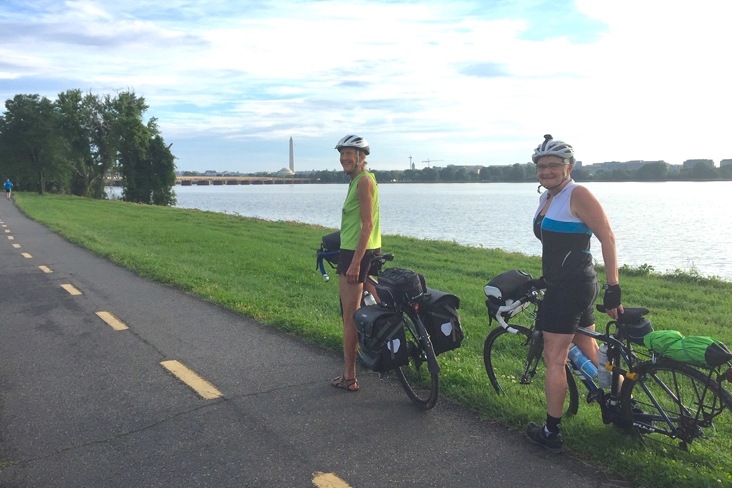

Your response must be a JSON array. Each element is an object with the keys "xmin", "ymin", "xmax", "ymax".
[{"xmin": 289, "ymin": 137, "xmax": 294, "ymax": 172}]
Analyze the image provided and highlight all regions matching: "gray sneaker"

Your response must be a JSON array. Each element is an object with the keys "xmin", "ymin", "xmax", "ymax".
[{"xmin": 526, "ymin": 422, "xmax": 563, "ymax": 453}]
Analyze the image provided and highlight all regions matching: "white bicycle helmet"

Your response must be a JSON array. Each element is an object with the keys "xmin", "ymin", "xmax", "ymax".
[
  {"xmin": 532, "ymin": 134, "xmax": 575, "ymax": 164},
  {"xmin": 335, "ymin": 135, "xmax": 370, "ymax": 155}
]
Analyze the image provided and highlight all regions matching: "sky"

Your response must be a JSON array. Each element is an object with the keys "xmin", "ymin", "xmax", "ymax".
[{"xmin": 1, "ymin": 0, "xmax": 731, "ymax": 173}]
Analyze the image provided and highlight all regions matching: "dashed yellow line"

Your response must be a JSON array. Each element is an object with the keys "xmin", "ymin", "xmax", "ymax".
[
  {"xmin": 312, "ymin": 472, "xmax": 353, "ymax": 488},
  {"xmin": 7, "ymin": 236, "xmax": 13, "ymax": 240},
  {"xmin": 39, "ymin": 266, "xmax": 52, "ymax": 273},
  {"xmin": 160, "ymin": 360, "xmax": 223, "ymax": 400},
  {"xmin": 96, "ymin": 311, "xmax": 129, "ymax": 331},
  {"xmin": 4, "ymin": 229, "xmax": 9, "ymax": 233},
  {"xmin": 12, "ymin": 243, "xmax": 20, "ymax": 248},
  {"xmin": 21, "ymin": 252, "xmax": 32, "ymax": 258},
  {"xmin": 61, "ymin": 284, "xmax": 82, "ymax": 295}
]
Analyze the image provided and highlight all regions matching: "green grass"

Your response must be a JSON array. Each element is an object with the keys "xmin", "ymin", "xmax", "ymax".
[{"xmin": 14, "ymin": 192, "xmax": 732, "ymax": 488}]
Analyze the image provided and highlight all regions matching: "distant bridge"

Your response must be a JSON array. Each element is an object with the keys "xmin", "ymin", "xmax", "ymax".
[
  {"xmin": 107, "ymin": 176, "xmax": 319, "ymax": 187},
  {"xmin": 177, "ymin": 176, "xmax": 318, "ymax": 186}
]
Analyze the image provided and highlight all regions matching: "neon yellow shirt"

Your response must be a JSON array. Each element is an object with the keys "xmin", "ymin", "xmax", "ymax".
[{"xmin": 340, "ymin": 171, "xmax": 381, "ymax": 250}]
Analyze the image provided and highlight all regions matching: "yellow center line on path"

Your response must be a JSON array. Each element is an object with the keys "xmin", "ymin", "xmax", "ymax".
[
  {"xmin": 21, "ymin": 252, "xmax": 32, "ymax": 258},
  {"xmin": 61, "ymin": 284, "xmax": 82, "ymax": 295},
  {"xmin": 312, "ymin": 472, "xmax": 354, "ymax": 488},
  {"xmin": 12, "ymin": 244, "xmax": 20, "ymax": 248},
  {"xmin": 39, "ymin": 266, "xmax": 52, "ymax": 273},
  {"xmin": 96, "ymin": 311, "xmax": 129, "ymax": 331},
  {"xmin": 1, "ymin": 224, "xmax": 6, "ymax": 227},
  {"xmin": 4, "ymin": 230, "xmax": 9, "ymax": 233},
  {"xmin": 160, "ymin": 360, "xmax": 223, "ymax": 400},
  {"xmin": 7, "ymin": 236, "xmax": 14, "ymax": 240}
]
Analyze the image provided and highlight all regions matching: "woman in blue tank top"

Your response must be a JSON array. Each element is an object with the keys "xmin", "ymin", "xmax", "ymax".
[{"xmin": 525, "ymin": 135, "xmax": 624, "ymax": 453}]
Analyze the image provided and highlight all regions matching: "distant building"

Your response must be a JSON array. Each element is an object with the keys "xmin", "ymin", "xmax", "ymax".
[
  {"xmin": 683, "ymin": 159, "xmax": 714, "ymax": 168},
  {"xmin": 446, "ymin": 164, "xmax": 482, "ymax": 174},
  {"xmin": 720, "ymin": 159, "xmax": 732, "ymax": 167},
  {"xmin": 582, "ymin": 160, "xmax": 665, "ymax": 174},
  {"xmin": 278, "ymin": 167, "xmax": 294, "ymax": 176},
  {"xmin": 204, "ymin": 170, "xmax": 217, "ymax": 176}
]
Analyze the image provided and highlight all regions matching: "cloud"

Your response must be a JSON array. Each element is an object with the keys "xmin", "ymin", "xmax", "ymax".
[
  {"xmin": 457, "ymin": 62, "xmax": 509, "ymax": 78},
  {"xmin": 1, "ymin": 0, "xmax": 731, "ymax": 172}
]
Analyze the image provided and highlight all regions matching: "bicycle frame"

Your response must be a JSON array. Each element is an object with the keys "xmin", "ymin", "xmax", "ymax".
[
  {"xmin": 493, "ymin": 298, "xmax": 652, "ymax": 425},
  {"xmin": 402, "ymin": 302, "xmax": 441, "ymax": 375},
  {"xmin": 494, "ymin": 296, "xmax": 732, "ymax": 441},
  {"xmin": 316, "ymin": 248, "xmax": 440, "ymax": 375}
]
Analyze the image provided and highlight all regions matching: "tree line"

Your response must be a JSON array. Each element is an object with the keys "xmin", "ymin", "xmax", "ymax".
[
  {"xmin": 307, "ymin": 160, "xmax": 732, "ymax": 184},
  {"xmin": 0, "ymin": 90, "xmax": 176, "ymax": 205}
]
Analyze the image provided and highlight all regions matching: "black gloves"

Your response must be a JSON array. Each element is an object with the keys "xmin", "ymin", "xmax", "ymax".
[{"xmin": 603, "ymin": 284, "xmax": 622, "ymax": 309}]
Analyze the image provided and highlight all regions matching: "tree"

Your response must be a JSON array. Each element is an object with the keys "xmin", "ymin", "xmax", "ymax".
[
  {"xmin": 571, "ymin": 168, "xmax": 591, "ymax": 181},
  {"xmin": 690, "ymin": 161, "xmax": 717, "ymax": 180},
  {"xmin": 506, "ymin": 163, "xmax": 527, "ymax": 181},
  {"xmin": 111, "ymin": 91, "xmax": 177, "ymax": 205},
  {"xmin": 147, "ymin": 131, "xmax": 177, "ymax": 205},
  {"xmin": 421, "ymin": 167, "xmax": 438, "ymax": 182},
  {"xmin": 454, "ymin": 168, "xmax": 469, "ymax": 181},
  {"xmin": 635, "ymin": 161, "xmax": 668, "ymax": 181},
  {"xmin": 0, "ymin": 94, "xmax": 71, "ymax": 194},
  {"xmin": 439, "ymin": 166, "xmax": 455, "ymax": 182},
  {"xmin": 56, "ymin": 89, "xmax": 99, "ymax": 197}
]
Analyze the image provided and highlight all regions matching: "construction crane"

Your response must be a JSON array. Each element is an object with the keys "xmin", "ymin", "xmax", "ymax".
[{"xmin": 421, "ymin": 159, "xmax": 444, "ymax": 168}]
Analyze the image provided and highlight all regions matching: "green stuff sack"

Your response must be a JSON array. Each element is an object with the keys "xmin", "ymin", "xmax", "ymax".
[{"xmin": 644, "ymin": 330, "xmax": 732, "ymax": 368}]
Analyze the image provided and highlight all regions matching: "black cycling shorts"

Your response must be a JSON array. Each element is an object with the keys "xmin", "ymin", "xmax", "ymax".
[
  {"xmin": 336, "ymin": 249, "xmax": 381, "ymax": 283},
  {"xmin": 536, "ymin": 280, "xmax": 600, "ymax": 334}
]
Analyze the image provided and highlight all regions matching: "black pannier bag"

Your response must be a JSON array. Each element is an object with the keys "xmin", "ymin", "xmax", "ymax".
[
  {"xmin": 420, "ymin": 288, "xmax": 463, "ymax": 355},
  {"xmin": 354, "ymin": 305, "xmax": 409, "ymax": 372},
  {"xmin": 483, "ymin": 269, "xmax": 534, "ymax": 322},
  {"xmin": 375, "ymin": 267, "xmax": 424, "ymax": 310},
  {"xmin": 320, "ymin": 231, "xmax": 341, "ymax": 266}
]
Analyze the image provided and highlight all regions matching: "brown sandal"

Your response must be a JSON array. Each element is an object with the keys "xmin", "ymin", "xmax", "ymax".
[{"xmin": 331, "ymin": 375, "xmax": 359, "ymax": 392}]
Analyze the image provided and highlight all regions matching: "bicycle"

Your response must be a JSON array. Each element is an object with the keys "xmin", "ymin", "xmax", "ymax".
[
  {"xmin": 482, "ymin": 269, "xmax": 732, "ymax": 451},
  {"xmin": 316, "ymin": 236, "xmax": 447, "ymax": 410}
]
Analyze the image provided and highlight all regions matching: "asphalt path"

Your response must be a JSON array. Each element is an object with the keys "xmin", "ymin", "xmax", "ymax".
[{"xmin": 0, "ymin": 197, "xmax": 634, "ymax": 487}]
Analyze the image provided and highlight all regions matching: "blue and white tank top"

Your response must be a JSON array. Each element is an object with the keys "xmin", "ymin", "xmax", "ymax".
[{"xmin": 533, "ymin": 180, "xmax": 596, "ymax": 283}]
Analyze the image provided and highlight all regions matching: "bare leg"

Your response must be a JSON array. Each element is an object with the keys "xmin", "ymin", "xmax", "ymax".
[
  {"xmin": 573, "ymin": 325, "xmax": 599, "ymax": 366},
  {"xmin": 339, "ymin": 274, "xmax": 364, "ymax": 380},
  {"xmin": 542, "ymin": 331, "xmax": 574, "ymax": 418}
]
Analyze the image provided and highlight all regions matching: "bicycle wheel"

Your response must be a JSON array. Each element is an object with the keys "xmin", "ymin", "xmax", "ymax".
[
  {"xmin": 621, "ymin": 358, "xmax": 732, "ymax": 450},
  {"xmin": 484, "ymin": 326, "xmax": 579, "ymax": 417},
  {"xmin": 395, "ymin": 314, "xmax": 439, "ymax": 410}
]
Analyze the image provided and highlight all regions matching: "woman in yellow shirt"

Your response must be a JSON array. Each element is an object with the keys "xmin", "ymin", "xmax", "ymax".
[{"xmin": 331, "ymin": 135, "xmax": 381, "ymax": 392}]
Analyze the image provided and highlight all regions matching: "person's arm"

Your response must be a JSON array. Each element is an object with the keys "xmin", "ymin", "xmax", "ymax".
[
  {"xmin": 570, "ymin": 186, "xmax": 624, "ymax": 318},
  {"xmin": 345, "ymin": 175, "xmax": 375, "ymax": 282}
]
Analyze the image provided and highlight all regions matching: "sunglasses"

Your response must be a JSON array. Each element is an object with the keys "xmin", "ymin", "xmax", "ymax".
[{"xmin": 536, "ymin": 162, "xmax": 567, "ymax": 172}]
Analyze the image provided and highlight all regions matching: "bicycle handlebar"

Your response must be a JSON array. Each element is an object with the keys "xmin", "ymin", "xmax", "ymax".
[
  {"xmin": 493, "ymin": 296, "xmax": 535, "ymax": 334},
  {"xmin": 316, "ymin": 250, "xmax": 394, "ymax": 282}
]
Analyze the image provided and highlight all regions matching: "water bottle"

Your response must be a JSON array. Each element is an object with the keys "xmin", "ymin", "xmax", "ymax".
[
  {"xmin": 597, "ymin": 343, "xmax": 612, "ymax": 388},
  {"xmin": 363, "ymin": 291, "xmax": 377, "ymax": 306},
  {"xmin": 567, "ymin": 344, "xmax": 598, "ymax": 381}
]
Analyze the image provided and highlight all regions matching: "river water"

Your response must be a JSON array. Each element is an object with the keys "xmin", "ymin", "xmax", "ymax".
[{"xmin": 131, "ymin": 181, "xmax": 731, "ymax": 281}]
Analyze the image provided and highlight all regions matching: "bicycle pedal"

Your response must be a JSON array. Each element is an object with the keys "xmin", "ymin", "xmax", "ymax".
[{"xmin": 586, "ymin": 389, "xmax": 603, "ymax": 404}]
